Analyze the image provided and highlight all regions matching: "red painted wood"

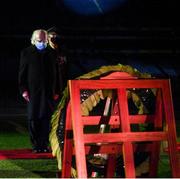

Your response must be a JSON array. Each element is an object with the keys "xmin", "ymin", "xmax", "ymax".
[
  {"xmin": 149, "ymin": 90, "xmax": 163, "ymax": 177},
  {"xmin": 100, "ymin": 71, "xmax": 138, "ymax": 80},
  {"xmin": 83, "ymin": 132, "xmax": 167, "ymax": 143},
  {"xmin": 74, "ymin": 143, "xmax": 154, "ymax": 155},
  {"xmin": 61, "ymin": 103, "xmax": 73, "ymax": 178},
  {"xmin": 69, "ymin": 80, "xmax": 88, "ymax": 178},
  {"xmin": 161, "ymin": 80, "xmax": 179, "ymax": 177},
  {"xmin": 62, "ymin": 76, "xmax": 179, "ymax": 178},
  {"xmin": 164, "ymin": 143, "xmax": 180, "ymax": 152},
  {"xmin": 106, "ymin": 154, "xmax": 117, "ymax": 177},
  {"xmin": 77, "ymin": 79, "xmax": 166, "ymax": 89},
  {"xmin": 118, "ymin": 88, "xmax": 135, "ymax": 177},
  {"xmin": 82, "ymin": 115, "xmax": 155, "ymax": 125}
]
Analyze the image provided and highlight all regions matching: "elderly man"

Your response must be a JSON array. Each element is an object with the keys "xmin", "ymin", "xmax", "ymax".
[{"xmin": 18, "ymin": 29, "xmax": 59, "ymax": 153}]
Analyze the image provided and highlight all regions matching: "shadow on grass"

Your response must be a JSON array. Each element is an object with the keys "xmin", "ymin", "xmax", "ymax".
[
  {"xmin": 0, "ymin": 170, "xmax": 57, "ymax": 178},
  {"xmin": 0, "ymin": 159, "xmax": 58, "ymax": 178}
]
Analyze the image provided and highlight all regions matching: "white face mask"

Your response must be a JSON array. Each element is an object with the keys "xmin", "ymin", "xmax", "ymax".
[{"xmin": 35, "ymin": 41, "xmax": 47, "ymax": 50}]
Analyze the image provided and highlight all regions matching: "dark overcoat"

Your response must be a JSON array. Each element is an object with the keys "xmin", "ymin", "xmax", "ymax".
[{"xmin": 18, "ymin": 45, "xmax": 58, "ymax": 120}]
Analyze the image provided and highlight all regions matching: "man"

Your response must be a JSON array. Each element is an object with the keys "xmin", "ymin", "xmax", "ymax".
[
  {"xmin": 18, "ymin": 29, "xmax": 59, "ymax": 153},
  {"xmin": 47, "ymin": 27, "xmax": 68, "ymax": 97},
  {"xmin": 47, "ymin": 28, "xmax": 68, "ymax": 153}
]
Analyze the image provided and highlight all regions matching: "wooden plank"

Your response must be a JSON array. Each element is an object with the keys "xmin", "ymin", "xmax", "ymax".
[
  {"xmin": 80, "ymin": 143, "xmax": 154, "ymax": 155},
  {"xmin": 162, "ymin": 80, "xmax": 180, "ymax": 177},
  {"xmin": 62, "ymin": 103, "xmax": 73, "ymax": 178},
  {"xmin": 82, "ymin": 115, "xmax": 155, "ymax": 125},
  {"xmin": 149, "ymin": 90, "xmax": 162, "ymax": 177},
  {"xmin": 69, "ymin": 80, "xmax": 87, "ymax": 178},
  {"xmin": 118, "ymin": 88, "xmax": 135, "ymax": 177},
  {"xmin": 83, "ymin": 132, "xmax": 167, "ymax": 143},
  {"xmin": 76, "ymin": 79, "xmax": 166, "ymax": 89}
]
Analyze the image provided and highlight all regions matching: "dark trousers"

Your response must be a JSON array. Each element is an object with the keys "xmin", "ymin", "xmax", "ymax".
[
  {"xmin": 27, "ymin": 91, "xmax": 54, "ymax": 149},
  {"xmin": 28, "ymin": 117, "xmax": 50, "ymax": 149}
]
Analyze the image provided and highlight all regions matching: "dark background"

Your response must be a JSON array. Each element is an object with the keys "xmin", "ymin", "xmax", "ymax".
[{"xmin": 0, "ymin": 0, "xmax": 180, "ymax": 119}]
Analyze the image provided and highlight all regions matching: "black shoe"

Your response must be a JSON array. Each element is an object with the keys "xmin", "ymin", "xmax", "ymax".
[
  {"xmin": 32, "ymin": 146, "xmax": 42, "ymax": 153},
  {"xmin": 32, "ymin": 148, "xmax": 41, "ymax": 153},
  {"xmin": 41, "ymin": 148, "xmax": 50, "ymax": 153},
  {"xmin": 33, "ymin": 145, "xmax": 51, "ymax": 153},
  {"xmin": 37, "ymin": 146, "xmax": 51, "ymax": 153}
]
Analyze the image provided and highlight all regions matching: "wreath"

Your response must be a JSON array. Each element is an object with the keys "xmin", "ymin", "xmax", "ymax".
[{"xmin": 49, "ymin": 64, "xmax": 156, "ymax": 177}]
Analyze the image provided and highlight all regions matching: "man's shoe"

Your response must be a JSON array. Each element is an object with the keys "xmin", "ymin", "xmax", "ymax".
[
  {"xmin": 32, "ymin": 146, "xmax": 42, "ymax": 153},
  {"xmin": 41, "ymin": 148, "xmax": 50, "ymax": 153},
  {"xmin": 38, "ymin": 146, "xmax": 51, "ymax": 153},
  {"xmin": 32, "ymin": 148, "xmax": 40, "ymax": 153}
]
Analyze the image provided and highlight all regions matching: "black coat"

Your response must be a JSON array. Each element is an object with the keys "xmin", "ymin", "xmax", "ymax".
[
  {"xmin": 18, "ymin": 45, "xmax": 58, "ymax": 98},
  {"xmin": 18, "ymin": 45, "xmax": 58, "ymax": 119}
]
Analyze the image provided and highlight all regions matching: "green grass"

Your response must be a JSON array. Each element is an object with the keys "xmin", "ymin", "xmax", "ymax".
[
  {"xmin": 0, "ymin": 118, "xmax": 59, "ymax": 178},
  {"xmin": 0, "ymin": 159, "xmax": 58, "ymax": 178},
  {"xmin": 157, "ymin": 154, "xmax": 171, "ymax": 178},
  {"xmin": 0, "ymin": 133, "xmax": 31, "ymax": 149}
]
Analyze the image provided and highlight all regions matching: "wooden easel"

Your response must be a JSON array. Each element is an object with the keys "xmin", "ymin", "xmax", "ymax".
[{"xmin": 61, "ymin": 73, "xmax": 179, "ymax": 178}]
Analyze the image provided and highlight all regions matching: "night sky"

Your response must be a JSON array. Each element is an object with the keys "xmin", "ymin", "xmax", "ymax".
[{"xmin": 0, "ymin": 0, "xmax": 179, "ymax": 114}]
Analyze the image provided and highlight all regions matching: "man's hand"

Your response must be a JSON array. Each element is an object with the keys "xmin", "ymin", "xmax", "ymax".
[
  {"xmin": 22, "ymin": 91, "xmax": 30, "ymax": 102},
  {"xmin": 53, "ymin": 94, "xmax": 59, "ymax": 101}
]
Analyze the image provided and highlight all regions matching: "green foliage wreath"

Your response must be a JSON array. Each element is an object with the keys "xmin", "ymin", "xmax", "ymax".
[{"xmin": 49, "ymin": 64, "xmax": 154, "ymax": 176}]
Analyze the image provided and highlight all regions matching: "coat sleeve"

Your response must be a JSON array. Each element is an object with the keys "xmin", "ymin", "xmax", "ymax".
[{"xmin": 18, "ymin": 50, "xmax": 28, "ymax": 95}]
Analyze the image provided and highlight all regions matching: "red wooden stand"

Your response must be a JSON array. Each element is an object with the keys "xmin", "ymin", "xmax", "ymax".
[{"xmin": 61, "ymin": 77, "xmax": 179, "ymax": 178}]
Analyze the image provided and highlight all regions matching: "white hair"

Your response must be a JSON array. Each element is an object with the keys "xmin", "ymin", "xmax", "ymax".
[{"xmin": 30, "ymin": 29, "xmax": 48, "ymax": 45}]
